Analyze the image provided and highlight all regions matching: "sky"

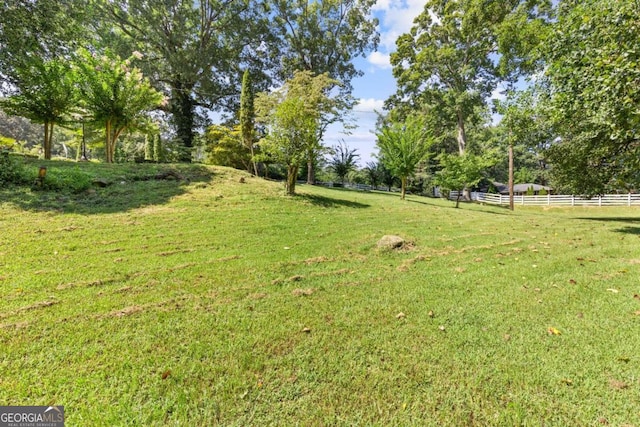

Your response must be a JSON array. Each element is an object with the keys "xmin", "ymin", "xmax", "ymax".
[{"xmin": 322, "ymin": 0, "xmax": 430, "ymax": 166}]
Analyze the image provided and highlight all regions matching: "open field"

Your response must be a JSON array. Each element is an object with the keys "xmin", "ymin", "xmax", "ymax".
[{"xmin": 1, "ymin": 161, "xmax": 640, "ymax": 426}]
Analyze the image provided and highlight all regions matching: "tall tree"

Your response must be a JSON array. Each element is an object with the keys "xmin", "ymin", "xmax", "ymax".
[
  {"xmin": 240, "ymin": 70, "xmax": 258, "ymax": 175},
  {"xmin": 376, "ymin": 115, "xmax": 433, "ymax": 200},
  {"xmin": 271, "ymin": 0, "xmax": 379, "ymax": 183},
  {"xmin": 389, "ymin": 0, "xmax": 552, "ymax": 156},
  {"xmin": 0, "ymin": 58, "xmax": 78, "ymax": 159},
  {"xmin": 542, "ymin": 0, "xmax": 640, "ymax": 194},
  {"xmin": 76, "ymin": 49, "xmax": 164, "ymax": 163},
  {"xmin": 0, "ymin": 0, "xmax": 88, "ymax": 90},
  {"xmin": 96, "ymin": 0, "xmax": 275, "ymax": 161},
  {"xmin": 328, "ymin": 141, "xmax": 359, "ymax": 185}
]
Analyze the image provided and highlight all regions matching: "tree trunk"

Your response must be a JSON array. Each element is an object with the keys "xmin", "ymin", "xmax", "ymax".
[
  {"xmin": 105, "ymin": 120, "xmax": 112, "ymax": 163},
  {"xmin": 171, "ymin": 84, "xmax": 195, "ymax": 162},
  {"xmin": 401, "ymin": 176, "xmax": 407, "ymax": 200},
  {"xmin": 286, "ymin": 165, "xmax": 298, "ymax": 195},
  {"xmin": 306, "ymin": 154, "xmax": 315, "ymax": 185},
  {"xmin": 456, "ymin": 110, "xmax": 471, "ymax": 201},
  {"xmin": 43, "ymin": 121, "xmax": 53, "ymax": 160},
  {"xmin": 249, "ymin": 143, "xmax": 258, "ymax": 176},
  {"xmin": 508, "ymin": 142, "xmax": 514, "ymax": 211}
]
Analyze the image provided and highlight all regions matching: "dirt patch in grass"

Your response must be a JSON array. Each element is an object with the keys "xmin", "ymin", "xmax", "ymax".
[
  {"xmin": 304, "ymin": 256, "xmax": 330, "ymax": 264},
  {"xmin": 398, "ymin": 254, "xmax": 431, "ymax": 271},
  {"xmin": 292, "ymin": 288, "xmax": 315, "ymax": 296},
  {"xmin": 0, "ymin": 300, "xmax": 59, "ymax": 320},
  {"xmin": 158, "ymin": 248, "xmax": 195, "ymax": 257},
  {"xmin": 309, "ymin": 268, "xmax": 351, "ymax": 278},
  {"xmin": 57, "ymin": 277, "xmax": 120, "ymax": 290},
  {"xmin": 110, "ymin": 305, "xmax": 144, "ymax": 318}
]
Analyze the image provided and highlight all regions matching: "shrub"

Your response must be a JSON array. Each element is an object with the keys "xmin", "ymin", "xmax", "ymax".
[
  {"xmin": 0, "ymin": 151, "xmax": 30, "ymax": 186},
  {"xmin": 41, "ymin": 167, "xmax": 93, "ymax": 193}
]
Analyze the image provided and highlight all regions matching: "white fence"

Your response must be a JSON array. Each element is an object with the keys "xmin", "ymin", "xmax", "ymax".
[{"xmin": 453, "ymin": 192, "xmax": 640, "ymax": 207}]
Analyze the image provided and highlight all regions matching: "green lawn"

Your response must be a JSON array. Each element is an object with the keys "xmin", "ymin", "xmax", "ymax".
[{"xmin": 1, "ymin": 161, "xmax": 640, "ymax": 426}]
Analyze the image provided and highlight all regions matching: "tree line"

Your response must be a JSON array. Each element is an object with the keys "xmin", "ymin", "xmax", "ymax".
[{"xmin": 1, "ymin": 0, "xmax": 638, "ymax": 198}]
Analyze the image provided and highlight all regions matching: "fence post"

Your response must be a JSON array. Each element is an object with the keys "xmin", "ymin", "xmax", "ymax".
[
  {"xmin": 629, "ymin": 193, "xmax": 632, "ymax": 207},
  {"xmin": 571, "ymin": 195, "xmax": 575, "ymax": 206},
  {"xmin": 548, "ymin": 193, "xmax": 551, "ymax": 205},
  {"xmin": 599, "ymin": 196, "xmax": 602, "ymax": 207}
]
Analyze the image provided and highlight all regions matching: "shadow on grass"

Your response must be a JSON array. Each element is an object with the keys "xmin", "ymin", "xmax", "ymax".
[
  {"xmin": 296, "ymin": 193, "xmax": 370, "ymax": 209},
  {"xmin": 575, "ymin": 217, "xmax": 640, "ymax": 235},
  {"xmin": 0, "ymin": 164, "xmax": 214, "ymax": 215}
]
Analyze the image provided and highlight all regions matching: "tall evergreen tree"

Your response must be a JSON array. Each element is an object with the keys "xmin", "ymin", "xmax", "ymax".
[{"xmin": 240, "ymin": 70, "xmax": 258, "ymax": 175}]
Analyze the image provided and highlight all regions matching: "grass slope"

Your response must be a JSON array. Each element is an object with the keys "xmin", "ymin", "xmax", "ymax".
[{"xmin": 1, "ymin": 162, "xmax": 640, "ymax": 426}]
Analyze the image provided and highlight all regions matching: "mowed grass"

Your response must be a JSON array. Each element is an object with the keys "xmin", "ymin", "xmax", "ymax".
[{"xmin": 1, "ymin": 163, "xmax": 640, "ymax": 426}]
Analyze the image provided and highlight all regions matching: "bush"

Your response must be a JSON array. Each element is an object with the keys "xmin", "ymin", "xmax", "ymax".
[
  {"xmin": 41, "ymin": 167, "xmax": 93, "ymax": 193},
  {"xmin": 0, "ymin": 151, "xmax": 31, "ymax": 186}
]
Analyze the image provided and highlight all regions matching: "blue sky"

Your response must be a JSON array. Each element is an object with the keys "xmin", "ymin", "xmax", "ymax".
[{"xmin": 323, "ymin": 0, "xmax": 429, "ymax": 166}]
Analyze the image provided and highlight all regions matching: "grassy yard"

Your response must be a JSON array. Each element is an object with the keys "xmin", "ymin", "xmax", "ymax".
[{"xmin": 1, "ymin": 161, "xmax": 640, "ymax": 426}]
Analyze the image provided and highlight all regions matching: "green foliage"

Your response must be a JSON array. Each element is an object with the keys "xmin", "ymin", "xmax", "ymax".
[
  {"xmin": 95, "ymin": 0, "xmax": 275, "ymax": 159},
  {"xmin": 240, "ymin": 70, "xmax": 257, "ymax": 174},
  {"xmin": 256, "ymin": 71, "xmax": 337, "ymax": 195},
  {"xmin": 526, "ymin": 185, "xmax": 535, "ymax": 196},
  {"xmin": 376, "ymin": 115, "xmax": 433, "ymax": 199},
  {"xmin": 388, "ymin": 0, "xmax": 552, "ymax": 155},
  {"xmin": 434, "ymin": 152, "xmax": 493, "ymax": 207},
  {"xmin": 538, "ymin": 187, "xmax": 548, "ymax": 196},
  {"xmin": 0, "ymin": 57, "xmax": 78, "ymax": 159},
  {"xmin": 40, "ymin": 167, "xmax": 93, "ymax": 193},
  {"xmin": 542, "ymin": 0, "xmax": 640, "ymax": 195},
  {"xmin": 75, "ymin": 49, "xmax": 164, "ymax": 163},
  {"xmin": 328, "ymin": 141, "xmax": 359, "ymax": 184},
  {"xmin": 204, "ymin": 124, "xmax": 251, "ymax": 171},
  {"xmin": 0, "ymin": 152, "xmax": 29, "ymax": 186}
]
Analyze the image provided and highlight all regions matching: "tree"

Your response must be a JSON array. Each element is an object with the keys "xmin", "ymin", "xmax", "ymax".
[
  {"xmin": 375, "ymin": 116, "xmax": 434, "ymax": 200},
  {"xmin": 0, "ymin": 58, "xmax": 78, "ymax": 159},
  {"xmin": 0, "ymin": 0, "xmax": 88, "ymax": 89},
  {"xmin": 329, "ymin": 141, "xmax": 359, "ymax": 185},
  {"xmin": 434, "ymin": 152, "xmax": 492, "ymax": 208},
  {"xmin": 542, "ymin": 0, "xmax": 640, "ymax": 195},
  {"xmin": 271, "ymin": 0, "xmax": 379, "ymax": 183},
  {"xmin": 256, "ymin": 71, "xmax": 339, "ymax": 195},
  {"xmin": 76, "ymin": 49, "xmax": 164, "ymax": 163},
  {"xmin": 257, "ymin": 96, "xmax": 317, "ymax": 195},
  {"xmin": 96, "ymin": 0, "xmax": 275, "ymax": 161},
  {"xmin": 204, "ymin": 124, "xmax": 252, "ymax": 170},
  {"xmin": 389, "ymin": 1, "xmax": 551, "ymax": 156},
  {"xmin": 240, "ymin": 70, "xmax": 258, "ymax": 175},
  {"xmin": 363, "ymin": 161, "xmax": 382, "ymax": 189}
]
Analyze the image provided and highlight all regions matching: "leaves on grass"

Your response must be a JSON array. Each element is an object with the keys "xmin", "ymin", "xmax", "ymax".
[
  {"xmin": 606, "ymin": 288, "xmax": 619, "ymax": 293},
  {"xmin": 396, "ymin": 312, "xmax": 406, "ymax": 319},
  {"xmin": 561, "ymin": 378, "xmax": 573, "ymax": 386},
  {"xmin": 428, "ymin": 310, "xmax": 434, "ymax": 318},
  {"xmin": 161, "ymin": 370, "xmax": 171, "ymax": 380},
  {"xmin": 439, "ymin": 325, "xmax": 446, "ymax": 332},
  {"xmin": 301, "ymin": 327, "xmax": 311, "ymax": 333},
  {"xmin": 287, "ymin": 275, "xmax": 304, "ymax": 282},
  {"xmin": 547, "ymin": 327, "xmax": 561, "ymax": 335},
  {"xmin": 633, "ymin": 294, "xmax": 640, "ymax": 301},
  {"xmin": 569, "ymin": 279, "xmax": 577, "ymax": 284}
]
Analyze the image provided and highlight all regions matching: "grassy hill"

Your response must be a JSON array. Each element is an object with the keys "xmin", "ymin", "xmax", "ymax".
[{"xmin": 1, "ymin": 161, "xmax": 640, "ymax": 425}]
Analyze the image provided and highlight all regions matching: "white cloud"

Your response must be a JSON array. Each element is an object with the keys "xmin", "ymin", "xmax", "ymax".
[
  {"xmin": 355, "ymin": 98, "xmax": 385, "ymax": 112},
  {"xmin": 374, "ymin": 0, "xmax": 427, "ymax": 51},
  {"xmin": 367, "ymin": 51, "xmax": 392, "ymax": 69}
]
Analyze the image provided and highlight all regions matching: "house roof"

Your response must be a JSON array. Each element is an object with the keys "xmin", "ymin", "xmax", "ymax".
[{"xmin": 493, "ymin": 182, "xmax": 553, "ymax": 194}]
